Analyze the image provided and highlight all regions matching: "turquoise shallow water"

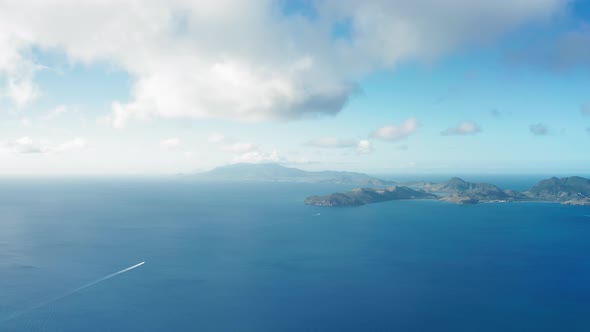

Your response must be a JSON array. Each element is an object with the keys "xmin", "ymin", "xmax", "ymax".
[{"xmin": 1, "ymin": 179, "xmax": 589, "ymax": 331}]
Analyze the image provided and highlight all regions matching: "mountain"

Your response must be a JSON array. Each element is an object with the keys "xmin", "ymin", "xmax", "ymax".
[
  {"xmin": 429, "ymin": 177, "xmax": 506, "ymax": 196},
  {"xmin": 415, "ymin": 177, "xmax": 524, "ymax": 204},
  {"xmin": 525, "ymin": 176, "xmax": 590, "ymax": 205},
  {"xmin": 308, "ymin": 177, "xmax": 528, "ymax": 207},
  {"xmin": 190, "ymin": 163, "xmax": 396, "ymax": 186},
  {"xmin": 304, "ymin": 186, "xmax": 438, "ymax": 207},
  {"xmin": 304, "ymin": 176, "xmax": 590, "ymax": 207}
]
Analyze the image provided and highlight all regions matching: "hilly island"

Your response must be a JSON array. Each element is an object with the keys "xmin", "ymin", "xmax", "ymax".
[
  {"xmin": 305, "ymin": 176, "xmax": 590, "ymax": 207},
  {"xmin": 192, "ymin": 163, "xmax": 590, "ymax": 207}
]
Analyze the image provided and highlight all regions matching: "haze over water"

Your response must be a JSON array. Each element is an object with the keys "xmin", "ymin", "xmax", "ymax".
[{"xmin": 1, "ymin": 178, "xmax": 589, "ymax": 331}]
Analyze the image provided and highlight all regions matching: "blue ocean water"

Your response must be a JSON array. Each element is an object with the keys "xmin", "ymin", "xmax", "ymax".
[{"xmin": 1, "ymin": 178, "xmax": 590, "ymax": 331}]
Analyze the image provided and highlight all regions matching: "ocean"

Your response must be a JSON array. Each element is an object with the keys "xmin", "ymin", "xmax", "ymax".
[{"xmin": 1, "ymin": 178, "xmax": 589, "ymax": 331}]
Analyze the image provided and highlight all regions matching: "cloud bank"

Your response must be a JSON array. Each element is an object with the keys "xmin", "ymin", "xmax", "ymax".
[{"xmin": 0, "ymin": 0, "xmax": 563, "ymax": 125}]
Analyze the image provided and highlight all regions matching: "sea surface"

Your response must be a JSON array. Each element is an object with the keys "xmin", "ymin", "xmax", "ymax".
[{"xmin": 1, "ymin": 178, "xmax": 590, "ymax": 331}]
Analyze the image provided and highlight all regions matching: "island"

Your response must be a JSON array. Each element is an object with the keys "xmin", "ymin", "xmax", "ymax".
[
  {"xmin": 304, "ymin": 186, "xmax": 438, "ymax": 207},
  {"xmin": 188, "ymin": 163, "xmax": 396, "ymax": 186},
  {"xmin": 524, "ymin": 176, "xmax": 590, "ymax": 205},
  {"xmin": 305, "ymin": 176, "xmax": 590, "ymax": 207},
  {"xmin": 187, "ymin": 163, "xmax": 590, "ymax": 207}
]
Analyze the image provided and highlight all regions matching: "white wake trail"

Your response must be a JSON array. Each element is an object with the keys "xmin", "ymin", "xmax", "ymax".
[{"xmin": 1, "ymin": 261, "xmax": 145, "ymax": 324}]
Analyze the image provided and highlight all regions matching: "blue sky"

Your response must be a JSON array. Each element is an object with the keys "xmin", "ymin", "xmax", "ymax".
[{"xmin": 0, "ymin": 0, "xmax": 589, "ymax": 175}]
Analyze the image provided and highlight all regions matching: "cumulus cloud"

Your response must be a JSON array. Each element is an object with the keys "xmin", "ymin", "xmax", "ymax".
[
  {"xmin": 232, "ymin": 149, "xmax": 282, "ymax": 164},
  {"xmin": 441, "ymin": 121, "xmax": 481, "ymax": 136},
  {"xmin": 1, "ymin": 137, "xmax": 86, "ymax": 154},
  {"xmin": 529, "ymin": 123, "xmax": 549, "ymax": 136},
  {"xmin": 1, "ymin": 137, "xmax": 43, "ymax": 153},
  {"xmin": 581, "ymin": 104, "xmax": 590, "ymax": 116},
  {"xmin": 160, "ymin": 138, "xmax": 181, "ymax": 150},
  {"xmin": 0, "ymin": 1, "xmax": 563, "ymax": 124},
  {"xmin": 371, "ymin": 118, "xmax": 419, "ymax": 141},
  {"xmin": 356, "ymin": 140, "xmax": 373, "ymax": 154}
]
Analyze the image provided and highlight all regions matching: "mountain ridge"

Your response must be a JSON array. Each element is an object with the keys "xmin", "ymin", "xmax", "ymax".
[
  {"xmin": 189, "ymin": 163, "xmax": 396, "ymax": 186},
  {"xmin": 306, "ymin": 176, "xmax": 590, "ymax": 206}
]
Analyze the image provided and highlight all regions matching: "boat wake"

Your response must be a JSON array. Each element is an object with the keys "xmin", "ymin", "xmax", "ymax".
[{"xmin": 0, "ymin": 261, "xmax": 145, "ymax": 324}]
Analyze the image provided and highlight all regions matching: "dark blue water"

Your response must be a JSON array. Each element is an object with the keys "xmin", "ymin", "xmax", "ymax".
[{"xmin": 1, "ymin": 179, "xmax": 589, "ymax": 331}]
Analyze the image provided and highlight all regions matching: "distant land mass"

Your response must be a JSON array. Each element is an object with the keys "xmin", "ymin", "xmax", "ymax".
[
  {"xmin": 408, "ymin": 177, "xmax": 526, "ymax": 205},
  {"xmin": 187, "ymin": 164, "xmax": 590, "ymax": 207},
  {"xmin": 305, "ymin": 176, "xmax": 590, "ymax": 207},
  {"xmin": 189, "ymin": 163, "xmax": 396, "ymax": 186},
  {"xmin": 525, "ymin": 176, "xmax": 590, "ymax": 206},
  {"xmin": 304, "ymin": 186, "xmax": 437, "ymax": 207}
]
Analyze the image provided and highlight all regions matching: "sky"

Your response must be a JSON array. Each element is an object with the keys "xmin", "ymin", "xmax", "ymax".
[{"xmin": 0, "ymin": 0, "xmax": 589, "ymax": 176}]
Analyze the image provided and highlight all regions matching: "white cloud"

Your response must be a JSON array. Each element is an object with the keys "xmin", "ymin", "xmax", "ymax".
[
  {"xmin": 0, "ymin": 1, "xmax": 563, "ymax": 123},
  {"xmin": 441, "ymin": 121, "xmax": 481, "ymax": 136},
  {"xmin": 371, "ymin": 118, "xmax": 419, "ymax": 141},
  {"xmin": 208, "ymin": 132, "xmax": 294, "ymax": 162},
  {"xmin": 232, "ymin": 149, "xmax": 310, "ymax": 165},
  {"xmin": 0, "ymin": 48, "xmax": 42, "ymax": 107},
  {"xmin": 305, "ymin": 137, "xmax": 357, "ymax": 148},
  {"xmin": 1, "ymin": 137, "xmax": 86, "ymax": 154},
  {"xmin": 529, "ymin": 123, "xmax": 548, "ymax": 136},
  {"xmin": 1, "ymin": 137, "xmax": 44, "ymax": 153},
  {"xmin": 160, "ymin": 138, "xmax": 181, "ymax": 150},
  {"xmin": 233, "ymin": 149, "xmax": 282, "ymax": 164},
  {"xmin": 7, "ymin": 78, "xmax": 40, "ymax": 108},
  {"xmin": 305, "ymin": 136, "xmax": 374, "ymax": 155},
  {"xmin": 356, "ymin": 139, "xmax": 373, "ymax": 154},
  {"xmin": 42, "ymin": 104, "xmax": 70, "ymax": 120}
]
